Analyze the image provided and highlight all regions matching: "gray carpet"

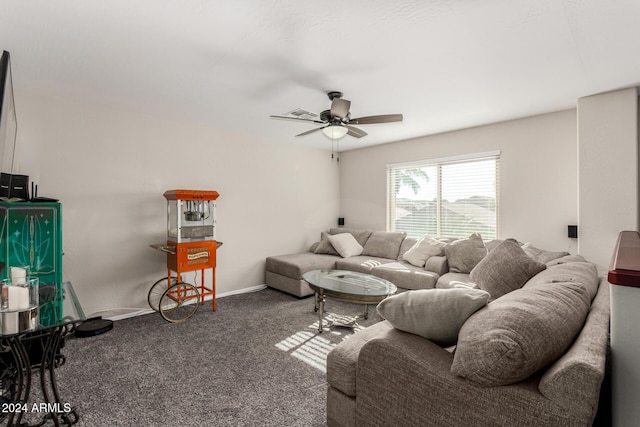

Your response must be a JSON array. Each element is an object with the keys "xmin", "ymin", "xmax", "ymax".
[{"xmin": 52, "ymin": 288, "xmax": 383, "ymax": 426}]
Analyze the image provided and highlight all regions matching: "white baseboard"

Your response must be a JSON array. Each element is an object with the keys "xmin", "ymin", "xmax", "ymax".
[{"xmin": 92, "ymin": 284, "xmax": 268, "ymax": 322}]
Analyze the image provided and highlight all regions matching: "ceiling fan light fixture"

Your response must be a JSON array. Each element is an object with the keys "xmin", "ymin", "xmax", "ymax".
[{"xmin": 322, "ymin": 125, "xmax": 348, "ymax": 140}]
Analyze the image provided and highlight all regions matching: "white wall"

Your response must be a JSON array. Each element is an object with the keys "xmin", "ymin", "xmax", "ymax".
[
  {"xmin": 339, "ymin": 110, "xmax": 578, "ymax": 252},
  {"xmin": 577, "ymin": 88, "xmax": 638, "ymax": 266},
  {"xmin": 14, "ymin": 91, "xmax": 340, "ymax": 317}
]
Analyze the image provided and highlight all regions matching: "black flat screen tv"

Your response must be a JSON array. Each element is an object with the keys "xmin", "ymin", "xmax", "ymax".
[{"xmin": 0, "ymin": 50, "xmax": 24, "ymax": 200}]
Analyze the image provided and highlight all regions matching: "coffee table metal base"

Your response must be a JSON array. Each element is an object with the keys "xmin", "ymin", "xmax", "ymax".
[
  {"xmin": 313, "ymin": 289, "xmax": 369, "ymax": 333},
  {"xmin": 313, "ymin": 289, "xmax": 377, "ymax": 333}
]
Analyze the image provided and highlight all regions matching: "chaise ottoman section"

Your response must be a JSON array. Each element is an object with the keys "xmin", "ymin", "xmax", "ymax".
[{"xmin": 265, "ymin": 252, "xmax": 340, "ymax": 297}]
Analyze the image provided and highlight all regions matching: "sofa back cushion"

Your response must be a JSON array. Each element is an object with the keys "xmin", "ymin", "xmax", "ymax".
[
  {"xmin": 362, "ymin": 231, "xmax": 406, "ymax": 260},
  {"xmin": 314, "ymin": 231, "xmax": 340, "ymax": 255},
  {"xmin": 328, "ymin": 228, "xmax": 372, "ymax": 247},
  {"xmin": 314, "ymin": 228, "xmax": 372, "ymax": 256},
  {"xmin": 451, "ymin": 262, "xmax": 597, "ymax": 386},
  {"xmin": 444, "ymin": 233, "xmax": 487, "ymax": 273},
  {"xmin": 522, "ymin": 242, "xmax": 570, "ymax": 264},
  {"xmin": 524, "ymin": 261, "xmax": 599, "ymax": 300}
]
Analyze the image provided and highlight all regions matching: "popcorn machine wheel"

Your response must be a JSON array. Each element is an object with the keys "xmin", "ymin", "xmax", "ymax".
[{"xmin": 148, "ymin": 189, "xmax": 221, "ymax": 323}]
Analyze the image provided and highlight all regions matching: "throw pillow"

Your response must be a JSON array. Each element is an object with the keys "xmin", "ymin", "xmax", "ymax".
[
  {"xmin": 397, "ymin": 237, "xmax": 419, "ymax": 260},
  {"xmin": 376, "ymin": 288, "xmax": 490, "ymax": 347},
  {"xmin": 314, "ymin": 232, "xmax": 340, "ymax": 256},
  {"xmin": 451, "ymin": 279, "xmax": 592, "ymax": 386},
  {"xmin": 402, "ymin": 235, "xmax": 447, "ymax": 267},
  {"xmin": 444, "ymin": 233, "xmax": 487, "ymax": 273},
  {"xmin": 470, "ymin": 239, "xmax": 546, "ymax": 300},
  {"xmin": 362, "ymin": 231, "xmax": 406, "ymax": 259},
  {"xmin": 522, "ymin": 242, "xmax": 570, "ymax": 264},
  {"xmin": 327, "ymin": 233, "xmax": 364, "ymax": 258}
]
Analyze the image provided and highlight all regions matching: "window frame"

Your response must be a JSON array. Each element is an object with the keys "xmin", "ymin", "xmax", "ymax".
[{"xmin": 387, "ymin": 150, "xmax": 500, "ymax": 239}]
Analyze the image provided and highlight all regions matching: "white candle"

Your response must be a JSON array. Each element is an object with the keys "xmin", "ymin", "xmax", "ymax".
[
  {"xmin": 2, "ymin": 312, "xmax": 18, "ymax": 334},
  {"xmin": 7, "ymin": 286, "xmax": 29, "ymax": 311},
  {"xmin": 10, "ymin": 267, "xmax": 27, "ymax": 285}
]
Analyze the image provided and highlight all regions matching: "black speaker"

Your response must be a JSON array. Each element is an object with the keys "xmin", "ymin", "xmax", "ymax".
[
  {"xmin": 568, "ymin": 225, "xmax": 578, "ymax": 239},
  {"xmin": 0, "ymin": 173, "xmax": 29, "ymax": 200},
  {"xmin": 338, "ymin": 217, "xmax": 345, "ymax": 226}
]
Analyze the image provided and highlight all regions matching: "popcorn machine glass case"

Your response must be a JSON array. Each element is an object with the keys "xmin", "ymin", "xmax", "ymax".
[{"xmin": 165, "ymin": 190, "xmax": 218, "ymax": 243}]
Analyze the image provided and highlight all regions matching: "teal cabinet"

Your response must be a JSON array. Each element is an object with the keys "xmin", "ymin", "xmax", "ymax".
[{"xmin": 0, "ymin": 202, "xmax": 63, "ymax": 326}]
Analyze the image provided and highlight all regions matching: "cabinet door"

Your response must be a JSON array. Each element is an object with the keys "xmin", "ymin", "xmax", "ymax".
[{"xmin": 1, "ymin": 204, "xmax": 62, "ymax": 286}]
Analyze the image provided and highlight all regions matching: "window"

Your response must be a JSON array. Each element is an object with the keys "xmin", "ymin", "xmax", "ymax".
[{"xmin": 387, "ymin": 151, "xmax": 500, "ymax": 240}]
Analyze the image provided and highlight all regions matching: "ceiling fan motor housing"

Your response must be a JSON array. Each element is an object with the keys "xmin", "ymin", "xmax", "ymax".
[
  {"xmin": 270, "ymin": 90, "xmax": 402, "ymax": 139},
  {"xmin": 320, "ymin": 109, "xmax": 346, "ymax": 123}
]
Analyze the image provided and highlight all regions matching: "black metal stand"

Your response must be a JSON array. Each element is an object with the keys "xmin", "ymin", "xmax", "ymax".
[{"xmin": 0, "ymin": 325, "xmax": 79, "ymax": 426}]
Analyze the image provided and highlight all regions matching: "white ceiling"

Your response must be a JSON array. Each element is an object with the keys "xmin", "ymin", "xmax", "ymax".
[{"xmin": 1, "ymin": 0, "xmax": 640, "ymax": 151}]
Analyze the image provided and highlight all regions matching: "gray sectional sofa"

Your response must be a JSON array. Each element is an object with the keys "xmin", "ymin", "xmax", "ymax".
[
  {"xmin": 266, "ymin": 228, "xmax": 461, "ymax": 297},
  {"xmin": 265, "ymin": 228, "xmax": 611, "ymax": 426}
]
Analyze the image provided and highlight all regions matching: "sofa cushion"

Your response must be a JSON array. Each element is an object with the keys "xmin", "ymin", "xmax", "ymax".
[
  {"xmin": 524, "ymin": 261, "xmax": 599, "ymax": 301},
  {"xmin": 265, "ymin": 252, "xmax": 340, "ymax": 280},
  {"xmin": 371, "ymin": 261, "xmax": 439, "ymax": 290},
  {"xmin": 444, "ymin": 233, "xmax": 487, "ymax": 273},
  {"xmin": 314, "ymin": 231, "xmax": 340, "ymax": 256},
  {"xmin": 362, "ymin": 231, "xmax": 406, "ymax": 260},
  {"xmin": 484, "ymin": 239, "xmax": 504, "ymax": 252},
  {"xmin": 328, "ymin": 228, "xmax": 372, "ymax": 247},
  {"xmin": 435, "ymin": 273, "xmax": 477, "ymax": 290},
  {"xmin": 425, "ymin": 255, "xmax": 449, "ymax": 276},
  {"xmin": 451, "ymin": 272, "xmax": 594, "ymax": 386},
  {"xmin": 328, "ymin": 233, "xmax": 364, "ymax": 258},
  {"xmin": 545, "ymin": 254, "xmax": 587, "ymax": 267},
  {"xmin": 522, "ymin": 242, "xmax": 570, "ymax": 264},
  {"xmin": 470, "ymin": 239, "xmax": 546, "ymax": 300},
  {"xmin": 435, "ymin": 272, "xmax": 473, "ymax": 289},
  {"xmin": 402, "ymin": 235, "xmax": 447, "ymax": 267},
  {"xmin": 335, "ymin": 256, "xmax": 395, "ymax": 274},
  {"xmin": 377, "ymin": 288, "xmax": 490, "ymax": 346},
  {"xmin": 485, "ymin": 239, "xmax": 524, "ymax": 252}
]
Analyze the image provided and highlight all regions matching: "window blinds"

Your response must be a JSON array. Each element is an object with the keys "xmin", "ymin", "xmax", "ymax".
[{"xmin": 387, "ymin": 152, "xmax": 499, "ymax": 240}]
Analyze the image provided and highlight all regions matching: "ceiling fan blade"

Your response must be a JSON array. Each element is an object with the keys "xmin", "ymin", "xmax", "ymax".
[
  {"xmin": 295, "ymin": 126, "xmax": 326, "ymax": 137},
  {"xmin": 346, "ymin": 125, "xmax": 368, "ymax": 138},
  {"xmin": 270, "ymin": 115, "xmax": 325, "ymax": 124},
  {"xmin": 349, "ymin": 114, "xmax": 403, "ymax": 125},
  {"xmin": 331, "ymin": 98, "xmax": 351, "ymax": 119}
]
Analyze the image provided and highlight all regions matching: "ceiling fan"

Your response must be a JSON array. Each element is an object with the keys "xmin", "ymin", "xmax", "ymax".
[{"xmin": 270, "ymin": 91, "xmax": 403, "ymax": 139}]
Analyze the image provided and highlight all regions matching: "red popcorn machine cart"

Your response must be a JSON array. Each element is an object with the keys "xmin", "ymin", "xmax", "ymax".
[{"xmin": 149, "ymin": 189, "xmax": 221, "ymax": 322}]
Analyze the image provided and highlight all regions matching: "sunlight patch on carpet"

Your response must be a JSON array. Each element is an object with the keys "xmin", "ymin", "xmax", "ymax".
[{"xmin": 274, "ymin": 323, "xmax": 365, "ymax": 373}]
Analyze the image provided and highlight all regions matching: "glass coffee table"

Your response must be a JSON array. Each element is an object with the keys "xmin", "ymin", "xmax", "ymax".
[{"xmin": 302, "ymin": 270, "xmax": 397, "ymax": 333}]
